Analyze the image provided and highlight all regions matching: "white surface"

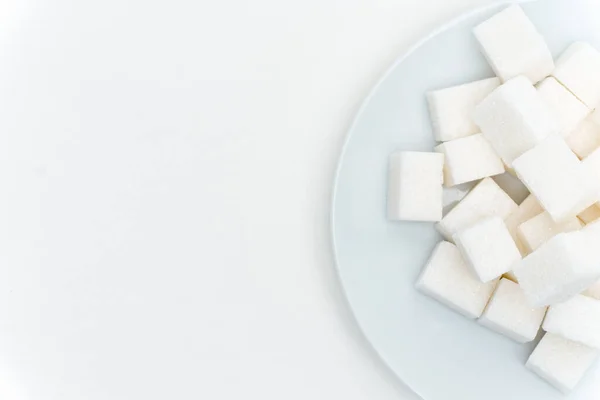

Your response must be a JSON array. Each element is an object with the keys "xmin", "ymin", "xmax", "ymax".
[{"xmin": 0, "ymin": 0, "xmax": 505, "ymax": 399}]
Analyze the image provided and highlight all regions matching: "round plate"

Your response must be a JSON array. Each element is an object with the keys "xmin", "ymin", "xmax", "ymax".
[{"xmin": 331, "ymin": 0, "xmax": 600, "ymax": 399}]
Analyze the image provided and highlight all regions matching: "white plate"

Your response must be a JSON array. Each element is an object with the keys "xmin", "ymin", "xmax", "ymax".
[{"xmin": 331, "ymin": 0, "xmax": 600, "ymax": 399}]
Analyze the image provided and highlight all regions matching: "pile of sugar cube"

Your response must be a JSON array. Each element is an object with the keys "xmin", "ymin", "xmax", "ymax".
[{"xmin": 388, "ymin": 5, "xmax": 600, "ymax": 393}]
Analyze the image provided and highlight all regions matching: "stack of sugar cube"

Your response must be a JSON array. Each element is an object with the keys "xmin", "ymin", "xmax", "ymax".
[{"xmin": 388, "ymin": 5, "xmax": 600, "ymax": 393}]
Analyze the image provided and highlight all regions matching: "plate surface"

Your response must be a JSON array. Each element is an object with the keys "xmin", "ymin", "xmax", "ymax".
[{"xmin": 331, "ymin": 1, "xmax": 600, "ymax": 399}]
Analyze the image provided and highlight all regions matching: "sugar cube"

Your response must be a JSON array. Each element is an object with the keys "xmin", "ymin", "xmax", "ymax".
[
  {"xmin": 543, "ymin": 294, "xmax": 600, "ymax": 349},
  {"xmin": 505, "ymin": 194, "xmax": 544, "ymax": 256},
  {"xmin": 583, "ymin": 281, "xmax": 600, "ymax": 300},
  {"xmin": 583, "ymin": 149, "xmax": 600, "ymax": 211},
  {"xmin": 474, "ymin": 76, "xmax": 559, "ymax": 167},
  {"xmin": 513, "ymin": 231, "xmax": 600, "ymax": 307},
  {"xmin": 567, "ymin": 109, "xmax": 600, "ymax": 158},
  {"xmin": 579, "ymin": 205, "xmax": 600, "ymax": 225},
  {"xmin": 517, "ymin": 212, "xmax": 582, "ymax": 253},
  {"xmin": 454, "ymin": 217, "xmax": 521, "ymax": 282},
  {"xmin": 416, "ymin": 241, "xmax": 499, "ymax": 318},
  {"xmin": 513, "ymin": 135, "xmax": 599, "ymax": 222},
  {"xmin": 527, "ymin": 333, "xmax": 598, "ymax": 393},
  {"xmin": 427, "ymin": 77, "xmax": 501, "ymax": 142},
  {"xmin": 580, "ymin": 222, "xmax": 600, "ymax": 299},
  {"xmin": 434, "ymin": 134, "xmax": 504, "ymax": 187},
  {"xmin": 537, "ymin": 77, "xmax": 590, "ymax": 137},
  {"xmin": 479, "ymin": 278, "xmax": 547, "ymax": 343},
  {"xmin": 583, "ymin": 145, "xmax": 600, "ymax": 181},
  {"xmin": 388, "ymin": 151, "xmax": 444, "ymax": 221},
  {"xmin": 436, "ymin": 178, "xmax": 518, "ymax": 241},
  {"xmin": 473, "ymin": 5, "xmax": 554, "ymax": 84},
  {"xmin": 553, "ymin": 42, "xmax": 600, "ymax": 108},
  {"xmin": 583, "ymin": 219, "xmax": 600, "ymax": 235}
]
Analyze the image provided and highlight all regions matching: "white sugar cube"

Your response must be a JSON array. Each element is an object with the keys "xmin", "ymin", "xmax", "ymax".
[
  {"xmin": 581, "ymin": 218, "xmax": 600, "ymax": 233},
  {"xmin": 584, "ymin": 145, "xmax": 600, "ymax": 183},
  {"xmin": 416, "ymin": 241, "xmax": 499, "ymax": 318},
  {"xmin": 583, "ymin": 281, "xmax": 600, "ymax": 300},
  {"xmin": 579, "ymin": 205, "xmax": 600, "ymax": 225},
  {"xmin": 474, "ymin": 76, "xmax": 559, "ymax": 167},
  {"xmin": 567, "ymin": 109, "xmax": 600, "ymax": 158},
  {"xmin": 581, "ymin": 221, "xmax": 600, "ymax": 297},
  {"xmin": 517, "ymin": 212, "xmax": 582, "ymax": 253},
  {"xmin": 513, "ymin": 231, "xmax": 600, "ymax": 307},
  {"xmin": 553, "ymin": 42, "xmax": 600, "ymax": 108},
  {"xmin": 537, "ymin": 77, "xmax": 590, "ymax": 137},
  {"xmin": 479, "ymin": 278, "xmax": 547, "ymax": 343},
  {"xmin": 473, "ymin": 5, "xmax": 554, "ymax": 84},
  {"xmin": 513, "ymin": 135, "xmax": 599, "ymax": 222},
  {"xmin": 427, "ymin": 77, "xmax": 501, "ymax": 142},
  {"xmin": 434, "ymin": 134, "xmax": 504, "ymax": 187},
  {"xmin": 581, "ymin": 218, "xmax": 600, "ymax": 240},
  {"xmin": 388, "ymin": 151, "xmax": 444, "ymax": 221},
  {"xmin": 437, "ymin": 178, "xmax": 518, "ymax": 241},
  {"xmin": 583, "ymin": 150, "xmax": 600, "ymax": 210},
  {"xmin": 454, "ymin": 217, "xmax": 521, "ymax": 282},
  {"xmin": 505, "ymin": 194, "xmax": 544, "ymax": 256},
  {"xmin": 543, "ymin": 294, "xmax": 600, "ymax": 349},
  {"xmin": 527, "ymin": 333, "xmax": 598, "ymax": 393}
]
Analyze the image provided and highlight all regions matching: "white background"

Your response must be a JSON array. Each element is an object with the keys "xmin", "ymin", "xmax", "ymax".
[{"xmin": 0, "ymin": 0, "xmax": 499, "ymax": 399}]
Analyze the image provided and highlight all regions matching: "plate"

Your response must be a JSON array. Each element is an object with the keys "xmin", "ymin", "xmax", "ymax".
[{"xmin": 331, "ymin": 0, "xmax": 600, "ymax": 399}]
